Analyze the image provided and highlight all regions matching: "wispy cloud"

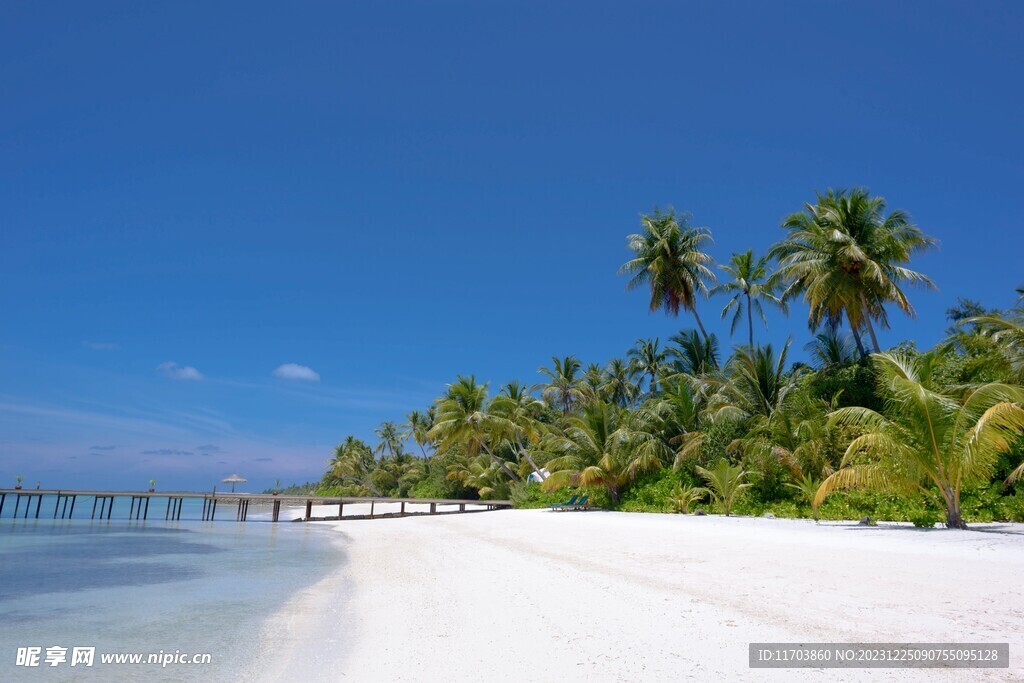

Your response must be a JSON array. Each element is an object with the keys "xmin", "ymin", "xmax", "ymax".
[
  {"xmin": 272, "ymin": 363, "xmax": 320, "ymax": 382},
  {"xmin": 253, "ymin": 457, "xmax": 272, "ymax": 462},
  {"xmin": 84, "ymin": 341, "xmax": 118, "ymax": 351},
  {"xmin": 157, "ymin": 362, "xmax": 205, "ymax": 381},
  {"xmin": 140, "ymin": 448, "xmax": 194, "ymax": 456},
  {"xmin": 196, "ymin": 444, "xmax": 222, "ymax": 454},
  {"xmin": 89, "ymin": 445, "xmax": 117, "ymax": 451}
]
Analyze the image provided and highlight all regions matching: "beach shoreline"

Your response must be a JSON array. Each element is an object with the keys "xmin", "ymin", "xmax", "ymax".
[{"xmin": 252, "ymin": 509, "xmax": 1024, "ymax": 682}]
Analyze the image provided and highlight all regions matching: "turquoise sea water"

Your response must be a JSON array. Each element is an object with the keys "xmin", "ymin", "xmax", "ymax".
[{"xmin": 0, "ymin": 496, "xmax": 343, "ymax": 681}]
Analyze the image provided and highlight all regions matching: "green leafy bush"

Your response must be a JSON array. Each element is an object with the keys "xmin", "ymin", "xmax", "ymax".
[
  {"xmin": 510, "ymin": 481, "xmax": 570, "ymax": 509},
  {"xmin": 809, "ymin": 362, "xmax": 880, "ymax": 410}
]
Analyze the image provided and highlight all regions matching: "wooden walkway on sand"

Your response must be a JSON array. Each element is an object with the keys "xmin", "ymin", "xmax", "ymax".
[{"xmin": 0, "ymin": 489, "xmax": 511, "ymax": 523}]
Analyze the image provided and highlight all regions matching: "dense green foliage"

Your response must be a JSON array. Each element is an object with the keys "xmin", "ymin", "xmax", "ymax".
[{"xmin": 314, "ymin": 190, "xmax": 1024, "ymax": 528}]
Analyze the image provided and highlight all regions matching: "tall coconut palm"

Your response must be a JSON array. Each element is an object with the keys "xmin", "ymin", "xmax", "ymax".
[
  {"xmin": 402, "ymin": 409, "xmax": 434, "ymax": 459},
  {"xmin": 629, "ymin": 337, "xmax": 667, "ymax": 395},
  {"xmin": 428, "ymin": 376, "xmax": 519, "ymax": 481},
  {"xmin": 816, "ymin": 351, "xmax": 1024, "ymax": 528},
  {"xmin": 374, "ymin": 421, "xmax": 404, "ymax": 459},
  {"xmin": 620, "ymin": 208, "xmax": 716, "ymax": 339},
  {"xmin": 602, "ymin": 358, "xmax": 640, "ymax": 407},
  {"xmin": 535, "ymin": 355, "xmax": 586, "ymax": 415},
  {"xmin": 771, "ymin": 188, "xmax": 936, "ymax": 355},
  {"xmin": 540, "ymin": 401, "xmax": 669, "ymax": 504},
  {"xmin": 711, "ymin": 250, "xmax": 786, "ymax": 347}
]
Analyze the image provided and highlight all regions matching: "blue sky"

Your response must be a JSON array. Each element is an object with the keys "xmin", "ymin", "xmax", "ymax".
[{"xmin": 2, "ymin": 1, "xmax": 1022, "ymax": 491}]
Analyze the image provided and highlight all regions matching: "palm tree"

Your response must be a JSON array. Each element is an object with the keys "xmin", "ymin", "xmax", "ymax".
[
  {"xmin": 711, "ymin": 250, "xmax": 786, "ymax": 347},
  {"xmin": 969, "ymin": 309, "xmax": 1024, "ymax": 382},
  {"xmin": 328, "ymin": 436, "xmax": 382, "ymax": 495},
  {"xmin": 651, "ymin": 377, "xmax": 706, "ymax": 465},
  {"xmin": 711, "ymin": 342, "xmax": 801, "ymax": 421},
  {"xmin": 541, "ymin": 401, "xmax": 669, "ymax": 504},
  {"xmin": 403, "ymin": 409, "xmax": 434, "ymax": 459},
  {"xmin": 374, "ymin": 421, "xmax": 404, "ymax": 459},
  {"xmin": 815, "ymin": 351, "xmax": 1024, "ymax": 528},
  {"xmin": 667, "ymin": 329, "xmax": 720, "ymax": 376},
  {"xmin": 489, "ymin": 382, "xmax": 549, "ymax": 478},
  {"xmin": 582, "ymin": 363, "xmax": 605, "ymax": 405},
  {"xmin": 428, "ymin": 376, "xmax": 519, "ymax": 481},
  {"xmin": 696, "ymin": 460, "xmax": 751, "ymax": 516},
  {"xmin": 629, "ymin": 338, "xmax": 667, "ymax": 395},
  {"xmin": 601, "ymin": 358, "xmax": 640, "ymax": 407},
  {"xmin": 620, "ymin": 208, "xmax": 716, "ymax": 339},
  {"xmin": 535, "ymin": 355, "xmax": 586, "ymax": 415},
  {"xmin": 805, "ymin": 327, "xmax": 857, "ymax": 368},
  {"xmin": 771, "ymin": 188, "xmax": 936, "ymax": 355}
]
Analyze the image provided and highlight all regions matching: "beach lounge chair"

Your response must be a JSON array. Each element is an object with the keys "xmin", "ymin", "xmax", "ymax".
[
  {"xmin": 570, "ymin": 495, "xmax": 588, "ymax": 511},
  {"xmin": 549, "ymin": 495, "xmax": 579, "ymax": 511}
]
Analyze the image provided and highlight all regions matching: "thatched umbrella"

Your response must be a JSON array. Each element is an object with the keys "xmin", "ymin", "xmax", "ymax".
[{"xmin": 221, "ymin": 473, "xmax": 247, "ymax": 493}]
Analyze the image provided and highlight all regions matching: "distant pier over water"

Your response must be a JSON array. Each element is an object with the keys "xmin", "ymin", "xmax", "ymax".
[{"xmin": 0, "ymin": 489, "xmax": 511, "ymax": 523}]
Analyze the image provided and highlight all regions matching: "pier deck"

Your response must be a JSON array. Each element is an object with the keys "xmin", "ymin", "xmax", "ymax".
[{"xmin": 0, "ymin": 489, "xmax": 511, "ymax": 522}]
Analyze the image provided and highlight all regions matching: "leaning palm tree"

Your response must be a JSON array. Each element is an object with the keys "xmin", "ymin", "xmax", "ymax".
[
  {"xmin": 629, "ymin": 337, "xmax": 667, "ymax": 395},
  {"xmin": 815, "ymin": 351, "xmax": 1024, "ymax": 529},
  {"xmin": 535, "ymin": 355, "xmax": 587, "ymax": 415},
  {"xmin": 427, "ymin": 376, "xmax": 519, "ymax": 481},
  {"xmin": 771, "ymin": 188, "xmax": 936, "ymax": 355},
  {"xmin": 489, "ymin": 384, "xmax": 549, "ymax": 479},
  {"xmin": 711, "ymin": 250, "xmax": 786, "ymax": 347},
  {"xmin": 541, "ymin": 401, "xmax": 669, "ymax": 504},
  {"xmin": 620, "ymin": 208, "xmax": 716, "ymax": 339}
]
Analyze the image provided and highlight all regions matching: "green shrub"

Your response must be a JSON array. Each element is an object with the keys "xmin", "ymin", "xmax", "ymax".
[
  {"xmin": 908, "ymin": 506, "xmax": 942, "ymax": 528},
  {"xmin": 809, "ymin": 361, "xmax": 880, "ymax": 411},
  {"xmin": 509, "ymin": 481, "xmax": 570, "ymax": 509},
  {"xmin": 616, "ymin": 469, "xmax": 683, "ymax": 512}
]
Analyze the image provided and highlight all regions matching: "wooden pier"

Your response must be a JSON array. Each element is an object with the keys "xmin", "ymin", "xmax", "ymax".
[{"xmin": 0, "ymin": 489, "xmax": 511, "ymax": 523}]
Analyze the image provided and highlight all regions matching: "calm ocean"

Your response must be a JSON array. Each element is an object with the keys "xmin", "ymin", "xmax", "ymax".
[{"xmin": 0, "ymin": 496, "xmax": 344, "ymax": 681}]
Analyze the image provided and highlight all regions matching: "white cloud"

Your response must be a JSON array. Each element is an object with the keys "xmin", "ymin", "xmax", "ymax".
[
  {"xmin": 157, "ymin": 362, "xmax": 205, "ymax": 381},
  {"xmin": 272, "ymin": 363, "xmax": 321, "ymax": 382},
  {"xmin": 84, "ymin": 341, "xmax": 118, "ymax": 350}
]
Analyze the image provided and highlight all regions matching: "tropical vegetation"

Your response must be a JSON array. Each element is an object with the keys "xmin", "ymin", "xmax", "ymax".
[{"xmin": 314, "ymin": 189, "xmax": 1024, "ymax": 529}]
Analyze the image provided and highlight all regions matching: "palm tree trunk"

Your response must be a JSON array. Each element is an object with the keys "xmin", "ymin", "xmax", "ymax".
[
  {"xmin": 691, "ymin": 306, "xmax": 710, "ymax": 341},
  {"xmin": 942, "ymin": 485, "xmax": 967, "ymax": 529},
  {"xmin": 515, "ymin": 435, "xmax": 545, "ymax": 481},
  {"xmin": 362, "ymin": 475, "xmax": 383, "ymax": 497},
  {"xmin": 847, "ymin": 312, "xmax": 868, "ymax": 359},
  {"xmin": 860, "ymin": 293, "xmax": 882, "ymax": 353},
  {"xmin": 481, "ymin": 441, "xmax": 519, "ymax": 481},
  {"xmin": 746, "ymin": 292, "xmax": 754, "ymax": 348}
]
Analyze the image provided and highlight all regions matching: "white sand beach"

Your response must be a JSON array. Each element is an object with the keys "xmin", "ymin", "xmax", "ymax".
[{"xmin": 249, "ymin": 508, "xmax": 1024, "ymax": 682}]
